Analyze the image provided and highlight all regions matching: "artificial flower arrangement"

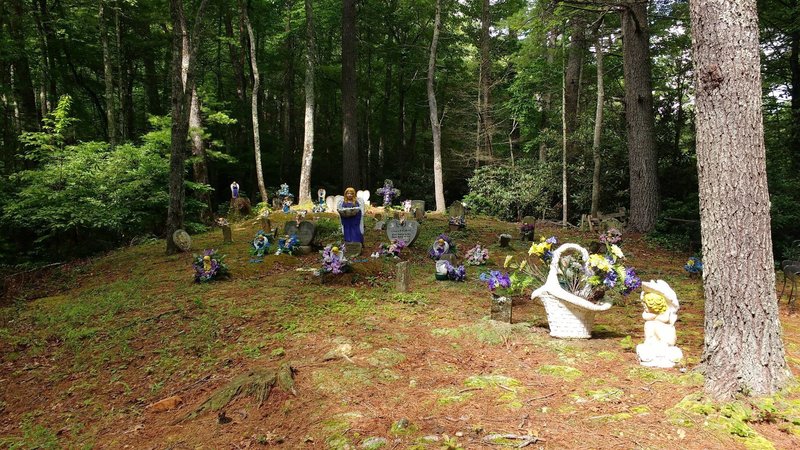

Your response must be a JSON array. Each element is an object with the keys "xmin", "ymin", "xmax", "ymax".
[
  {"xmin": 376, "ymin": 179, "xmax": 400, "ymax": 206},
  {"xmin": 193, "ymin": 249, "xmax": 230, "ymax": 282},
  {"xmin": 448, "ymin": 215, "xmax": 466, "ymax": 227},
  {"xmin": 520, "ymin": 222, "xmax": 535, "ymax": 236},
  {"xmin": 684, "ymin": 256, "xmax": 703, "ymax": 275},
  {"xmin": 441, "ymin": 260, "xmax": 466, "ymax": 281},
  {"xmin": 275, "ymin": 234, "xmax": 300, "ymax": 256},
  {"xmin": 479, "ymin": 269, "xmax": 531, "ymax": 298},
  {"xmin": 429, "ymin": 234, "xmax": 456, "ymax": 260},
  {"xmin": 251, "ymin": 230, "xmax": 271, "ymax": 258},
  {"xmin": 371, "ymin": 239, "xmax": 407, "ymax": 259},
  {"xmin": 320, "ymin": 244, "xmax": 349, "ymax": 274},
  {"xmin": 464, "ymin": 244, "xmax": 489, "ymax": 266},
  {"xmin": 599, "ymin": 228, "xmax": 623, "ymax": 245}
]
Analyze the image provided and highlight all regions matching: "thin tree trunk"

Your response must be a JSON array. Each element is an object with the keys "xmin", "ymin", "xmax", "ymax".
[
  {"xmin": 427, "ymin": 0, "xmax": 445, "ymax": 213},
  {"xmin": 539, "ymin": 30, "xmax": 555, "ymax": 162},
  {"xmin": 144, "ymin": 46, "xmax": 162, "ymax": 115},
  {"xmin": 9, "ymin": 0, "xmax": 39, "ymax": 132},
  {"xmin": 298, "ymin": 0, "xmax": 316, "ymax": 205},
  {"xmin": 622, "ymin": 1, "xmax": 659, "ymax": 232},
  {"xmin": 561, "ymin": 28, "xmax": 568, "ymax": 227},
  {"xmin": 564, "ymin": 15, "xmax": 585, "ymax": 159},
  {"xmin": 479, "ymin": 0, "xmax": 493, "ymax": 157},
  {"xmin": 690, "ymin": 0, "xmax": 789, "ymax": 400},
  {"xmin": 240, "ymin": 1, "xmax": 268, "ymax": 204},
  {"xmin": 591, "ymin": 30, "xmax": 605, "ymax": 218},
  {"xmin": 281, "ymin": 2, "xmax": 295, "ymax": 182},
  {"xmin": 100, "ymin": 0, "xmax": 117, "ymax": 146},
  {"xmin": 790, "ymin": 26, "xmax": 800, "ymax": 167},
  {"xmin": 166, "ymin": 0, "xmax": 198, "ymax": 254},
  {"xmin": 342, "ymin": 0, "xmax": 360, "ymax": 187},
  {"xmin": 190, "ymin": 88, "xmax": 213, "ymax": 222}
]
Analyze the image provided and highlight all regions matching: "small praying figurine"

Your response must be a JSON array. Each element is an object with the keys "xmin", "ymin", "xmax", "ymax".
[
  {"xmin": 636, "ymin": 280, "xmax": 684, "ymax": 368},
  {"xmin": 337, "ymin": 187, "xmax": 365, "ymax": 243},
  {"xmin": 230, "ymin": 181, "xmax": 240, "ymax": 199}
]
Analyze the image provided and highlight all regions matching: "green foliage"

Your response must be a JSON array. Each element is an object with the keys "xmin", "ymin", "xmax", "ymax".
[{"xmin": 464, "ymin": 162, "xmax": 556, "ymax": 221}]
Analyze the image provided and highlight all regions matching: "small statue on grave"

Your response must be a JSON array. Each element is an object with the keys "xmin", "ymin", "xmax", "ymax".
[
  {"xmin": 376, "ymin": 179, "xmax": 400, "ymax": 207},
  {"xmin": 636, "ymin": 280, "xmax": 684, "ymax": 368},
  {"xmin": 230, "ymin": 181, "xmax": 239, "ymax": 199},
  {"xmin": 313, "ymin": 188, "xmax": 327, "ymax": 213},
  {"xmin": 403, "ymin": 200, "xmax": 412, "ymax": 213},
  {"xmin": 337, "ymin": 187, "xmax": 366, "ymax": 243}
]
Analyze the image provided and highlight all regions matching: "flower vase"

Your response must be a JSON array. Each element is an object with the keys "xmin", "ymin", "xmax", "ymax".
[
  {"xmin": 490, "ymin": 294, "xmax": 512, "ymax": 323},
  {"xmin": 434, "ymin": 260, "xmax": 449, "ymax": 281},
  {"xmin": 449, "ymin": 223, "xmax": 460, "ymax": 232}
]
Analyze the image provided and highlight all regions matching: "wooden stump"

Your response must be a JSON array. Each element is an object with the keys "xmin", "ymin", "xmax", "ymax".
[
  {"xmin": 396, "ymin": 261, "xmax": 410, "ymax": 292},
  {"xmin": 222, "ymin": 225, "xmax": 233, "ymax": 244}
]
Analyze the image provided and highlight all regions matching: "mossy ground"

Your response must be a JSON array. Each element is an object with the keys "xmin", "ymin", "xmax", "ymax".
[{"xmin": 1, "ymin": 213, "xmax": 800, "ymax": 448}]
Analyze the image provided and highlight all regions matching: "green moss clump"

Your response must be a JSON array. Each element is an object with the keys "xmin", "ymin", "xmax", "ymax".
[{"xmin": 537, "ymin": 365, "xmax": 583, "ymax": 381}]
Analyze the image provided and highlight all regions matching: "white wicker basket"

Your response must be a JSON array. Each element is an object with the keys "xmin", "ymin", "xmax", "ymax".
[{"xmin": 531, "ymin": 243, "xmax": 611, "ymax": 339}]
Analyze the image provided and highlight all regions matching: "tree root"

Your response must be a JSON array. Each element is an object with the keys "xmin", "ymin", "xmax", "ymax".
[{"xmin": 177, "ymin": 363, "xmax": 295, "ymax": 423}]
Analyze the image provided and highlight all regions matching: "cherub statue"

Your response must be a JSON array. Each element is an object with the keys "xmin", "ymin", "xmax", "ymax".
[{"xmin": 636, "ymin": 280, "xmax": 684, "ymax": 368}]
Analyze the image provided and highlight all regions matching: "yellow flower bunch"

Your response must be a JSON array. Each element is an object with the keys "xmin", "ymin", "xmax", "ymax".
[
  {"xmin": 642, "ymin": 292, "xmax": 668, "ymax": 314},
  {"xmin": 528, "ymin": 236, "xmax": 554, "ymax": 257},
  {"xmin": 588, "ymin": 253, "xmax": 612, "ymax": 272}
]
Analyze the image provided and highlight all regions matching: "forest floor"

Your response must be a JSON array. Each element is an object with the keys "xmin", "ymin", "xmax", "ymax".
[{"xmin": 2, "ymin": 213, "xmax": 800, "ymax": 449}]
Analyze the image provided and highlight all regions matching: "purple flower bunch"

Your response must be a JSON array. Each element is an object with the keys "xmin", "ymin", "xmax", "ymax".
[
  {"xmin": 448, "ymin": 216, "xmax": 466, "ymax": 227},
  {"xmin": 520, "ymin": 223, "xmax": 535, "ymax": 233},
  {"xmin": 480, "ymin": 270, "xmax": 511, "ymax": 292},
  {"xmin": 622, "ymin": 267, "xmax": 641, "ymax": 295},
  {"xmin": 429, "ymin": 234, "xmax": 454, "ymax": 260},
  {"xmin": 599, "ymin": 228, "xmax": 623, "ymax": 245},
  {"xmin": 193, "ymin": 249, "xmax": 229, "ymax": 282},
  {"xmin": 372, "ymin": 239, "xmax": 407, "ymax": 258},
  {"xmin": 376, "ymin": 180, "xmax": 400, "ymax": 206},
  {"xmin": 444, "ymin": 261, "xmax": 467, "ymax": 282},
  {"xmin": 465, "ymin": 244, "xmax": 489, "ymax": 266},
  {"xmin": 321, "ymin": 244, "xmax": 348, "ymax": 274}
]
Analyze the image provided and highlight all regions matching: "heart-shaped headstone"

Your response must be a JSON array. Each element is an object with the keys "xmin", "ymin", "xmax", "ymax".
[
  {"xmin": 386, "ymin": 219, "xmax": 420, "ymax": 246},
  {"xmin": 295, "ymin": 221, "xmax": 316, "ymax": 246},
  {"xmin": 325, "ymin": 196, "xmax": 336, "ymax": 213},
  {"xmin": 284, "ymin": 221, "xmax": 299, "ymax": 237},
  {"xmin": 357, "ymin": 190, "xmax": 370, "ymax": 202}
]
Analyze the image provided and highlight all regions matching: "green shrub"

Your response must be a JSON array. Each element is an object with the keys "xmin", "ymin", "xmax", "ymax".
[{"xmin": 464, "ymin": 161, "xmax": 557, "ymax": 221}]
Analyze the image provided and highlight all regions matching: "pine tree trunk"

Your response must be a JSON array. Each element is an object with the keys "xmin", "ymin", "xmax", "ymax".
[
  {"xmin": 241, "ymin": 1, "xmax": 269, "ymax": 204},
  {"xmin": 591, "ymin": 32, "xmax": 604, "ymax": 218},
  {"xmin": 790, "ymin": 26, "xmax": 799, "ymax": 167},
  {"xmin": 100, "ymin": 0, "xmax": 117, "ymax": 146},
  {"xmin": 427, "ymin": 0, "xmax": 445, "ymax": 213},
  {"xmin": 298, "ymin": 0, "xmax": 316, "ymax": 205},
  {"xmin": 622, "ymin": 1, "xmax": 659, "ymax": 232},
  {"xmin": 341, "ymin": 0, "xmax": 360, "ymax": 188},
  {"xmin": 9, "ymin": 0, "xmax": 39, "ymax": 132},
  {"xmin": 690, "ymin": 0, "xmax": 790, "ymax": 400},
  {"xmin": 564, "ymin": 16, "xmax": 585, "ymax": 159}
]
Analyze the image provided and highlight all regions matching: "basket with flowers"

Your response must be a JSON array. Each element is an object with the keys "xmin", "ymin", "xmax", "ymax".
[{"xmin": 193, "ymin": 249, "xmax": 230, "ymax": 282}]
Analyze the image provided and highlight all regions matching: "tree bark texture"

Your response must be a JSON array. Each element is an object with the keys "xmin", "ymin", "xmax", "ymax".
[
  {"xmin": 690, "ymin": 0, "xmax": 790, "ymax": 399},
  {"xmin": 9, "ymin": 0, "xmax": 39, "ymax": 132},
  {"xmin": 427, "ymin": 0, "xmax": 446, "ymax": 213},
  {"xmin": 622, "ymin": 1, "xmax": 659, "ymax": 232},
  {"xmin": 539, "ymin": 30, "xmax": 556, "ymax": 162},
  {"xmin": 479, "ymin": 0, "xmax": 493, "ymax": 159},
  {"xmin": 241, "ymin": 1, "xmax": 269, "ymax": 204},
  {"xmin": 100, "ymin": 0, "xmax": 117, "ymax": 146},
  {"xmin": 190, "ymin": 88, "xmax": 212, "ymax": 222},
  {"xmin": 298, "ymin": 0, "xmax": 316, "ymax": 205},
  {"xmin": 342, "ymin": 0, "xmax": 360, "ymax": 188},
  {"xmin": 564, "ymin": 16, "xmax": 585, "ymax": 159},
  {"xmin": 591, "ymin": 31, "xmax": 605, "ymax": 218}
]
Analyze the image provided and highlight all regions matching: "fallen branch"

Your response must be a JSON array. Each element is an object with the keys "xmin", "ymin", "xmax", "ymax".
[{"xmin": 482, "ymin": 433, "xmax": 541, "ymax": 447}]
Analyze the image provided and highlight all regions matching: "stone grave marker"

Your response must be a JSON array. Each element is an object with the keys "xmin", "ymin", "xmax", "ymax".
[
  {"xmin": 411, "ymin": 200, "xmax": 425, "ymax": 212},
  {"xmin": 296, "ymin": 221, "xmax": 316, "ymax": 246},
  {"xmin": 222, "ymin": 225, "xmax": 233, "ymax": 244},
  {"xmin": 386, "ymin": 219, "xmax": 420, "ymax": 246},
  {"xmin": 499, "ymin": 234, "xmax": 512, "ymax": 248},
  {"xmin": 414, "ymin": 208, "xmax": 425, "ymax": 221},
  {"xmin": 520, "ymin": 216, "xmax": 536, "ymax": 241},
  {"xmin": 325, "ymin": 196, "xmax": 337, "ymax": 213},
  {"xmin": 172, "ymin": 229, "xmax": 191, "ymax": 252},
  {"xmin": 449, "ymin": 201, "xmax": 465, "ymax": 218},
  {"xmin": 344, "ymin": 242, "xmax": 363, "ymax": 258},
  {"xmin": 396, "ymin": 261, "xmax": 410, "ymax": 293},
  {"xmin": 490, "ymin": 296, "xmax": 512, "ymax": 323},
  {"xmin": 284, "ymin": 221, "xmax": 299, "ymax": 237}
]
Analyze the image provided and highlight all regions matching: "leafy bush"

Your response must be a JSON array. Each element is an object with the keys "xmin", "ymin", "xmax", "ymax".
[{"xmin": 463, "ymin": 161, "xmax": 557, "ymax": 221}]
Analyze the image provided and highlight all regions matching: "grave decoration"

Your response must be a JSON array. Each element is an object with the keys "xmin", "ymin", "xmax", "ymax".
[
  {"xmin": 277, "ymin": 184, "xmax": 295, "ymax": 213},
  {"xmin": 217, "ymin": 218, "xmax": 232, "ymax": 244},
  {"xmin": 356, "ymin": 190, "xmax": 371, "ymax": 207},
  {"xmin": 172, "ymin": 229, "xmax": 192, "ymax": 252},
  {"xmin": 320, "ymin": 244, "xmax": 349, "ymax": 275},
  {"xmin": 386, "ymin": 219, "xmax": 420, "ymax": 246},
  {"xmin": 465, "ymin": 244, "xmax": 489, "ymax": 266},
  {"xmin": 371, "ymin": 239, "xmax": 407, "ymax": 259},
  {"xmin": 250, "ymin": 230, "xmax": 271, "ymax": 259},
  {"xmin": 337, "ymin": 187, "xmax": 365, "ymax": 243},
  {"xmin": 230, "ymin": 181, "xmax": 240, "ymax": 199},
  {"xmin": 441, "ymin": 260, "xmax": 466, "ymax": 282},
  {"xmin": 499, "ymin": 234, "xmax": 512, "ymax": 247},
  {"xmin": 479, "ymin": 270, "xmax": 519, "ymax": 323},
  {"xmin": 636, "ymin": 280, "xmax": 683, "ymax": 368},
  {"xmin": 599, "ymin": 227, "xmax": 623, "ymax": 245},
  {"xmin": 429, "ymin": 234, "xmax": 456, "ymax": 260},
  {"xmin": 193, "ymin": 249, "xmax": 229, "ymax": 282},
  {"xmin": 402, "ymin": 199, "xmax": 413, "ymax": 213},
  {"xmin": 520, "ymin": 218, "xmax": 535, "ymax": 241},
  {"xmin": 275, "ymin": 234, "xmax": 300, "ymax": 256},
  {"xmin": 376, "ymin": 179, "xmax": 400, "ymax": 207},
  {"xmin": 448, "ymin": 201, "xmax": 466, "ymax": 230},
  {"xmin": 684, "ymin": 256, "xmax": 702, "ymax": 276},
  {"xmin": 313, "ymin": 188, "xmax": 327, "ymax": 213}
]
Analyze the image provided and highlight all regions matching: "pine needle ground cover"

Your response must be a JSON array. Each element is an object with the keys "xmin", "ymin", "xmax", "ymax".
[{"xmin": 2, "ymin": 215, "xmax": 799, "ymax": 449}]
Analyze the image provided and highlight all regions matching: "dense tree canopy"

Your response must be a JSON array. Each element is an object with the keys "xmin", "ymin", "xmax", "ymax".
[{"xmin": 0, "ymin": 0, "xmax": 798, "ymax": 262}]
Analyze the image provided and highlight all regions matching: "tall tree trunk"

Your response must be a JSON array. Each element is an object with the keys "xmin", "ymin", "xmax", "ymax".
[
  {"xmin": 190, "ymin": 88, "xmax": 212, "ymax": 222},
  {"xmin": 115, "ymin": 6, "xmax": 130, "ymax": 141},
  {"xmin": 9, "ymin": 0, "xmax": 39, "ymax": 132},
  {"xmin": 622, "ymin": 1, "xmax": 659, "ymax": 232},
  {"xmin": 690, "ymin": 0, "xmax": 789, "ymax": 400},
  {"xmin": 479, "ymin": 0, "xmax": 493, "ymax": 158},
  {"xmin": 378, "ymin": 64, "xmax": 391, "ymax": 173},
  {"xmin": 100, "ymin": 0, "xmax": 117, "ymax": 146},
  {"xmin": 564, "ymin": 16, "xmax": 585, "ymax": 158},
  {"xmin": 539, "ymin": 31, "xmax": 555, "ymax": 162},
  {"xmin": 342, "ymin": 0, "xmax": 360, "ymax": 188},
  {"xmin": 561, "ymin": 28, "xmax": 568, "ymax": 226},
  {"xmin": 298, "ymin": 0, "xmax": 316, "ymax": 205},
  {"xmin": 591, "ymin": 29, "xmax": 605, "ymax": 218},
  {"xmin": 144, "ymin": 46, "xmax": 163, "ymax": 115},
  {"xmin": 166, "ymin": 0, "xmax": 198, "ymax": 254},
  {"xmin": 281, "ymin": 3, "xmax": 296, "ymax": 182},
  {"xmin": 241, "ymin": 1, "xmax": 268, "ymax": 204},
  {"xmin": 427, "ymin": 0, "xmax": 445, "ymax": 213},
  {"xmin": 790, "ymin": 26, "xmax": 800, "ymax": 166}
]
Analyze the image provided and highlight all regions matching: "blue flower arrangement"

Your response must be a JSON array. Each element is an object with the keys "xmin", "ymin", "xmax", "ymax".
[
  {"xmin": 275, "ymin": 234, "xmax": 300, "ymax": 256},
  {"xmin": 684, "ymin": 256, "xmax": 703, "ymax": 275}
]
